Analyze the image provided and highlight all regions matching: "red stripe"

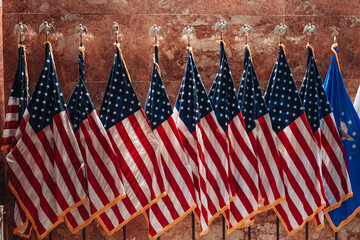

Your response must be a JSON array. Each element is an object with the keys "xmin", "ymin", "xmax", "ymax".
[
  {"xmin": 1, "ymin": 136, "xmax": 16, "ymax": 146},
  {"xmin": 4, "ymin": 120, "xmax": 19, "ymax": 130},
  {"xmin": 7, "ymin": 104, "xmax": 20, "ymax": 113}
]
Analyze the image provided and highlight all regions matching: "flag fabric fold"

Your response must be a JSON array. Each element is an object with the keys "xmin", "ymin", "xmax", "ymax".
[
  {"xmin": 6, "ymin": 42, "xmax": 87, "ymax": 239},
  {"xmin": 144, "ymin": 45, "xmax": 197, "ymax": 239},
  {"xmin": 237, "ymin": 45, "xmax": 286, "ymax": 215},
  {"xmin": 173, "ymin": 47, "xmax": 231, "ymax": 235},
  {"xmin": 64, "ymin": 47, "xmax": 127, "ymax": 233},
  {"xmin": 299, "ymin": 44, "xmax": 352, "ymax": 230},
  {"xmin": 208, "ymin": 41, "xmax": 265, "ymax": 233},
  {"xmin": 324, "ymin": 43, "xmax": 360, "ymax": 232},
  {"xmin": 264, "ymin": 44, "xmax": 325, "ymax": 235},
  {"xmin": 97, "ymin": 44, "xmax": 166, "ymax": 234}
]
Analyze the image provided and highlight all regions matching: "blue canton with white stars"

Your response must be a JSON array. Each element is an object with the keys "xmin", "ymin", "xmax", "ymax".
[
  {"xmin": 238, "ymin": 47, "xmax": 269, "ymax": 133},
  {"xmin": 10, "ymin": 46, "xmax": 30, "ymax": 124},
  {"xmin": 144, "ymin": 46, "xmax": 172, "ymax": 130},
  {"xmin": 208, "ymin": 41, "xmax": 240, "ymax": 132},
  {"xmin": 299, "ymin": 47, "xmax": 333, "ymax": 133},
  {"xmin": 67, "ymin": 50, "xmax": 95, "ymax": 132},
  {"xmin": 99, "ymin": 46, "xmax": 142, "ymax": 130},
  {"xmin": 175, "ymin": 50, "xmax": 213, "ymax": 134},
  {"xmin": 264, "ymin": 46, "xmax": 304, "ymax": 134},
  {"xmin": 27, "ymin": 43, "xmax": 67, "ymax": 133}
]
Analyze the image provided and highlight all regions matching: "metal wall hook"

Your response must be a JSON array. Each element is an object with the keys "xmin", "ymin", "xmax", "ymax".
[
  {"xmin": 112, "ymin": 22, "xmax": 120, "ymax": 44},
  {"xmin": 39, "ymin": 21, "xmax": 55, "ymax": 42},
  {"xmin": 182, "ymin": 26, "xmax": 196, "ymax": 47},
  {"xmin": 75, "ymin": 24, "xmax": 88, "ymax": 47},
  {"xmin": 14, "ymin": 22, "xmax": 28, "ymax": 44},
  {"xmin": 303, "ymin": 23, "xmax": 317, "ymax": 44},
  {"xmin": 239, "ymin": 24, "xmax": 252, "ymax": 44},
  {"xmin": 330, "ymin": 26, "xmax": 340, "ymax": 43},
  {"xmin": 149, "ymin": 24, "xmax": 164, "ymax": 45},
  {"xmin": 274, "ymin": 23, "xmax": 289, "ymax": 44},
  {"xmin": 215, "ymin": 20, "xmax": 229, "ymax": 41}
]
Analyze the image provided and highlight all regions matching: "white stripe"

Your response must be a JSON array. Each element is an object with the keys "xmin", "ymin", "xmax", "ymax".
[
  {"xmin": 2, "ymin": 128, "xmax": 17, "ymax": 138},
  {"xmin": 7, "ymin": 96, "xmax": 20, "ymax": 106}
]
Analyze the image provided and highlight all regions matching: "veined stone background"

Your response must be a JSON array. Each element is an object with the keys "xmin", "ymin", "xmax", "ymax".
[{"xmin": 1, "ymin": 0, "xmax": 360, "ymax": 239}]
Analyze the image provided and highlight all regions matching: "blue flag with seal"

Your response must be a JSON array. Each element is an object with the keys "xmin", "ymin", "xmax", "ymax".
[{"xmin": 324, "ymin": 43, "xmax": 359, "ymax": 231}]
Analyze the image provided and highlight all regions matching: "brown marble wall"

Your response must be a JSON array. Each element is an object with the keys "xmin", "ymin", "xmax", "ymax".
[{"xmin": 1, "ymin": 0, "xmax": 360, "ymax": 239}]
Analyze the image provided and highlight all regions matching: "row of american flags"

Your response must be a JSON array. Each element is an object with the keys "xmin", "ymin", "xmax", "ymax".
[{"xmin": 2, "ymin": 39, "xmax": 360, "ymax": 239}]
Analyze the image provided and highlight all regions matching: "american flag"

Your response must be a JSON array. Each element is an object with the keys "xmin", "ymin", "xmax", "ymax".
[
  {"xmin": 173, "ymin": 48, "xmax": 231, "ymax": 235},
  {"xmin": 299, "ymin": 45, "xmax": 352, "ymax": 229},
  {"xmin": 144, "ymin": 45, "xmax": 197, "ymax": 239},
  {"xmin": 238, "ymin": 45, "xmax": 286, "ymax": 215},
  {"xmin": 0, "ymin": 44, "xmax": 32, "ymax": 238},
  {"xmin": 208, "ymin": 41, "xmax": 263, "ymax": 233},
  {"xmin": 264, "ymin": 45, "xmax": 325, "ymax": 235},
  {"xmin": 6, "ymin": 42, "xmax": 87, "ymax": 239},
  {"xmin": 65, "ymin": 48, "xmax": 127, "ymax": 233},
  {"xmin": 1, "ymin": 45, "xmax": 29, "ymax": 151},
  {"xmin": 97, "ymin": 44, "xmax": 166, "ymax": 234}
]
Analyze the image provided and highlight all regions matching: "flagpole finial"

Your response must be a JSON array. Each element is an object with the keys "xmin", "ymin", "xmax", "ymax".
[
  {"xmin": 182, "ymin": 26, "xmax": 196, "ymax": 48},
  {"xmin": 112, "ymin": 22, "xmax": 120, "ymax": 44},
  {"xmin": 303, "ymin": 23, "xmax": 317, "ymax": 44},
  {"xmin": 330, "ymin": 26, "xmax": 340, "ymax": 44},
  {"xmin": 239, "ymin": 24, "xmax": 252, "ymax": 45},
  {"xmin": 215, "ymin": 20, "xmax": 229, "ymax": 41},
  {"xmin": 149, "ymin": 25, "xmax": 164, "ymax": 45},
  {"xmin": 274, "ymin": 23, "xmax": 289, "ymax": 44},
  {"xmin": 14, "ymin": 22, "xmax": 28, "ymax": 44},
  {"xmin": 39, "ymin": 21, "xmax": 55, "ymax": 42},
  {"xmin": 75, "ymin": 24, "xmax": 88, "ymax": 47}
]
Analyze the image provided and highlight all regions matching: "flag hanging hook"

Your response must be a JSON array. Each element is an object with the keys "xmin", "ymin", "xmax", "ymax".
[
  {"xmin": 215, "ymin": 20, "xmax": 229, "ymax": 41},
  {"xmin": 112, "ymin": 22, "xmax": 120, "ymax": 44},
  {"xmin": 274, "ymin": 23, "xmax": 288, "ymax": 44},
  {"xmin": 39, "ymin": 21, "xmax": 55, "ymax": 42},
  {"xmin": 239, "ymin": 24, "xmax": 252, "ymax": 45},
  {"xmin": 75, "ymin": 24, "xmax": 88, "ymax": 47},
  {"xmin": 303, "ymin": 23, "xmax": 317, "ymax": 44},
  {"xmin": 182, "ymin": 26, "xmax": 196, "ymax": 47},
  {"xmin": 14, "ymin": 22, "xmax": 28, "ymax": 45},
  {"xmin": 330, "ymin": 26, "xmax": 340, "ymax": 43},
  {"xmin": 149, "ymin": 24, "xmax": 163, "ymax": 45}
]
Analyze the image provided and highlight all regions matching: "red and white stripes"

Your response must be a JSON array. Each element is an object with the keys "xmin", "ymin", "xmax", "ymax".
[
  {"xmin": 1, "ymin": 97, "xmax": 20, "ymax": 150},
  {"xmin": 225, "ymin": 113, "xmax": 262, "ymax": 233},
  {"xmin": 7, "ymin": 110, "xmax": 87, "ymax": 239},
  {"xmin": 174, "ymin": 109, "xmax": 231, "ymax": 235},
  {"xmin": 97, "ymin": 109, "xmax": 166, "ymax": 234},
  {"xmin": 274, "ymin": 113, "xmax": 326, "ymax": 235},
  {"xmin": 249, "ymin": 114, "xmax": 285, "ymax": 211},
  {"xmin": 65, "ymin": 110, "xmax": 126, "ymax": 232},
  {"xmin": 146, "ymin": 115, "xmax": 197, "ymax": 239}
]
